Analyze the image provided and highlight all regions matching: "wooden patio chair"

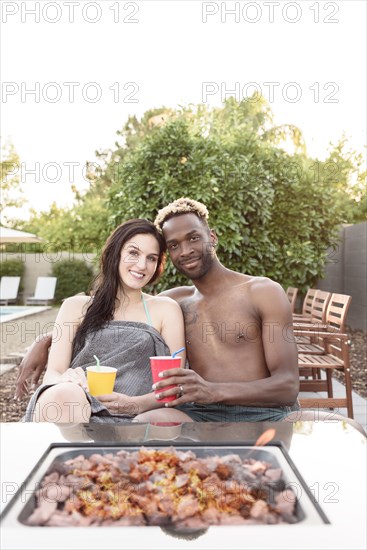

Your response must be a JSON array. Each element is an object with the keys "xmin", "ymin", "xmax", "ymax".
[
  {"xmin": 295, "ymin": 330, "xmax": 354, "ymax": 418},
  {"xmin": 293, "ymin": 290, "xmax": 331, "ymax": 345},
  {"xmin": 295, "ymin": 293, "xmax": 351, "ymax": 354},
  {"xmin": 292, "ymin": 288, "xmax": 317, "ymax": 323},
  {"xmin": 286, "ymin": 287, "xmax": 298, "ymax": 313},
  {"xmin": 295, "ymin": 292, "xmax": 351, "ymax": 384}
]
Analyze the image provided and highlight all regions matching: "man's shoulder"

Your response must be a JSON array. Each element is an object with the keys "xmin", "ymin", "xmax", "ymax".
[
  {"xmin": 245, "ymin": 276, "xmax": 286, "ymax": 299},
  {"xmin": 246, "ymin": 276, "xmax": 283, "ymax": 292},
  {"xmin": 158, "ymin": 285, "xmax": 196, "ymax": 302},
  {"xmin": 230, "ymin": 274, "xmax": 286, "ymax": 306},
  {"xmin": 230, "ymin": 272, "xmax": 283, "ymax": 293},
  {"xmin": 244, "ymin": 276, "xmax": 290, "ymax": 315}
]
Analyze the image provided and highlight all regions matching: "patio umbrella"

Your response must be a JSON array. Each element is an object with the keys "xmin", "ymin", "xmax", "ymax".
[{"xmin": 0, "ymin": 226, "xmax": 44, "ymax": 243}]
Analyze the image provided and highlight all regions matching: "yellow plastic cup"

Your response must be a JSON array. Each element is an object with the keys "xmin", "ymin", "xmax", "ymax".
[{"xmin": 86, "ymin": 366, "xmax": 117, "ymax": 396}]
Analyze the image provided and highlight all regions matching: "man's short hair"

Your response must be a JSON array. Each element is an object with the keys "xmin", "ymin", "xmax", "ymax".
[{"xmin": 154, "ymin": 197, "xmax": 209, "ymax": 232}]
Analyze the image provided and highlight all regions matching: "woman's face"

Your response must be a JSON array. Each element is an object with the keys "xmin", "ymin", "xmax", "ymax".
[{"xmin": 119, "ymin": 233, "xmax": 160, "ymax": 290}]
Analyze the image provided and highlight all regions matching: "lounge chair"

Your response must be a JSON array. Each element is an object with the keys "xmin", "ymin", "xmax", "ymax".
[
  {"xmin": 0, "ymin": 276, "xmax": 21, "ymax": 305},
  {"xmin": 26, "ymin": 277, "xmax": 57, "ymax": 305}
]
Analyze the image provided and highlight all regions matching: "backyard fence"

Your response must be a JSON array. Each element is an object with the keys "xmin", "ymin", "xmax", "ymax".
[{"xmin": 317, "ymin": 222, "xmax": 367, "ymax": 330}]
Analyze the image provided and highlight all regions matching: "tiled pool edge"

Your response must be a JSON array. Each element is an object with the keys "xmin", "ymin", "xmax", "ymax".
[{"xmin": 0, "ymin": 306, "xmax": 51, "ymax": 323}]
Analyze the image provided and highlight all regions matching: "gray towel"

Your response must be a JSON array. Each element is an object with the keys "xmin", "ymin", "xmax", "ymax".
[{"xmin": 24, "ymin": 321, "xmax": 171, "ymax": 423}]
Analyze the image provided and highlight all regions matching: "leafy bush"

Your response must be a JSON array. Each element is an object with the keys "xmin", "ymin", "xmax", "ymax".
[
  {"xmin": 51, "ymin": 260, "xmax": 94, "ymax": 303},
  {"xmin": 0, "ymin": 258, "xmax": 25, "ymax": 298},
  {"xmin": 106, "ymin": 100, "xmax": 344, "ymax": 293}
]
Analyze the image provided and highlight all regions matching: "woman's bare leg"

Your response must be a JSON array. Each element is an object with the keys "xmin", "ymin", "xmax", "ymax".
[
  {"xmin": 32, "ymin": 383, "xmax": 91, "ymax": 423},
  {"xmin": 133, "ymin": 408, "xmax": 194, "ymax": 423}
]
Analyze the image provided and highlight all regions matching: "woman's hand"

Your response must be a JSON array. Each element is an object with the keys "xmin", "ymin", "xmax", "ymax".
[
  {"xmin": 52, "ymin": 367, "xmax": 88, "ymax": 390},
  {"xmin": 96, "ymin": 392, "xmax": 141, "ymax": 416}
]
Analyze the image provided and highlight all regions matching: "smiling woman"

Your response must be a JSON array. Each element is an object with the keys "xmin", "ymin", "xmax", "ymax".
[
  {"xmin": 118, "ymin": 237, "xmax": 160, "ymax": 292},
  {"xmin": 23, "ymin": 219, "xmax": 187, "ymax": 424}
]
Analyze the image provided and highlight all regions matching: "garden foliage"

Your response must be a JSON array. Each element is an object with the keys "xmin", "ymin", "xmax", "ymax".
[
  {"xmin": 14, "ymin": 99, "xmax": 365, "ymax": 293},
  {"xmin": 51, "ymin": 259, "xmax": 95, "ymax": 303},
  {"xmin": 106, "ymin": 99, "xmax": 351, "ymax": 292}
]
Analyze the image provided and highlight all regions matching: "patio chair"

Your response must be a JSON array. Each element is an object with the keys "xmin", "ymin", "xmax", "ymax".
[
  {"xmin": 26, "ymin": 277, "xmax": 57, "ymax": 305},
  {"xmin": 295, "ymin": 293, "xmax": 351, "ymax": 354},
  {"xmin": 293, "ymin": 290, "xmax": 331, "ymax": 345},
  {"xmin": 0, "ymin": 276, "xmax": 21, "ymax": 305},
  {"xmin": 295, "ymin": 330, "xmax": 354, "ymax": 419},
  {"xmin": 294, "ymin": 293, "xmax": 353, "ymax": 418},
  {"xmin": 295, "ymin": 293, "xmax": 351, "ymax": 384},
  {"xmin": 292, "ymin": 288, "xmax": 317, "ymax": 322},
  {"xmin": 286, "ymin": 287, "xmax": 298, "ymax": 313}
]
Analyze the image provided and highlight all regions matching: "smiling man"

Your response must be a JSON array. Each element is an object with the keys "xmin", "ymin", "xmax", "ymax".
[
  {"xmin": 134, "ymin": 197, "xmax": 300, "ymax": 422},
  {"xmin": 15, "ymin": 197, "xmax": 299, "ymax": 422}
]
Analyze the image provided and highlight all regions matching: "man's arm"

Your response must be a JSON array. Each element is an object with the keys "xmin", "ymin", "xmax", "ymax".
[
  {"xmin": 15, "ymin": 333, "xmax": 52, "ymax": 399},
  {"xmin": 153, "ymin": 281, "xmax": 299, "ymax": 407},
  {"xmin": 211, "ymin": 281, "xmax": 299, "ymax": 406}
]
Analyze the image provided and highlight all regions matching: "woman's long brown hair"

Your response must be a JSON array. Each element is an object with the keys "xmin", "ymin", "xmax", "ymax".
[{"xmin": 72, "ymin": 219, "xmax": 166, "ymax": 357}]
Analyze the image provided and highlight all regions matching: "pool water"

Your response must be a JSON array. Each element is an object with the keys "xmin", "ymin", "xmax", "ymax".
[
  {"xmin": 0, "ymin": 306, "xmax": 51, "ymax": 322},
  {"xmin": 0, "ymin": 307, "xmax": 29, "ymax": 317}
]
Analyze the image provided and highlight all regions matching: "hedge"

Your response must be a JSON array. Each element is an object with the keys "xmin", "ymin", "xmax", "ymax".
[{"xmin": 51, "ymin": 259, "xmax": 94, "ymax": 303}]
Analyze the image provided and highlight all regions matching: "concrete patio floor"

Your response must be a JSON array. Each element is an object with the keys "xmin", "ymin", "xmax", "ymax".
[{"xmin": 299, "ymin": 376, "xmax": 367, "ymax": 432}]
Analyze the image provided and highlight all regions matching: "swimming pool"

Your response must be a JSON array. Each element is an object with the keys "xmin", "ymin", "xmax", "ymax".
[{"xmin": 0, "ymin": 306, "xmax": 51, "ymax": 323}]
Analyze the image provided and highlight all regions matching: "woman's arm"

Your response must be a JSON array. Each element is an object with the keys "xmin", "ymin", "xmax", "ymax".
[
  {"xmin": 15, "ymin": 333, "xmax": 52, "ymax": 399},
  {"xmin": 42, "ymin": 296, "xmax": 91, "ymax": 385},
  {"xmin": 97, "ymin": 298, "xmax": 186, "ymax": 415}
]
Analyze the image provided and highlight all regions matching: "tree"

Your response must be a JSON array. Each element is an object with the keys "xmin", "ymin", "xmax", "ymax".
[
  {"xmin": 322, "ymin": 137, "xmax": 366, "ymax": 224},
  {"xmin": 16, "ymin": 170, "xmax": 111, "ymax": 253},
  {"xmin": 0, "ymin": 139, "xmax": 26, "ymax": 223},
  {"xmin": 104, "ymin": 99, "xmax": 363, "ymax": 293},
  {"xmin": 14, "ymin": 99, "xmax": 364, "ymax": 282}
]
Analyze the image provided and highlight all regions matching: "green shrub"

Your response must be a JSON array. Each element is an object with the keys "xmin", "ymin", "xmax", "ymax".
[
  {"xmin": 0, "ymin": 258, "xmax": 25, "ymax": 299},
  {"xmin": 51, "ymin": 259, "xmax": 94, "ymax": 303},
  {"xmin": 106, "ymin": 102, "xmax": 342, "ymax": 293}
]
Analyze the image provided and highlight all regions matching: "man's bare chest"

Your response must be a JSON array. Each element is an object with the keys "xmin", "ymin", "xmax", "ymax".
[{"xmin": 179, "ymin": 296, "xmax": 261, "ymax": 346}]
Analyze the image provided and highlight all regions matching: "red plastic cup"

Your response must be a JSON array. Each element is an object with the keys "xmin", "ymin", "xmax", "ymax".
[{"xmin": 150, "ymin": 356, "xmax": 182, "ymax": 403}]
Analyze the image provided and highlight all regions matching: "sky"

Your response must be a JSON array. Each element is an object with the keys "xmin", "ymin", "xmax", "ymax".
[{"xmin": 1, "ymin": 0, "xmax": 366, "ymax": 218}]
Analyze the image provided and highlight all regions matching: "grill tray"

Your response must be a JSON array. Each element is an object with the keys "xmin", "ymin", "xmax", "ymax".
[{"xmin": 1, "ymin": 442, "xmax": 329, "ymax": 527}]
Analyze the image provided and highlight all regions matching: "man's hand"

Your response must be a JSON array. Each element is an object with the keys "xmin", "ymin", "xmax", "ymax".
[
  {"xmin": 14, "ymin": 334, "xmax": 52, "ymax": 400},
  {"xmin": 152, "ymin": 368, "xmax": 216, "ymax": 407}
]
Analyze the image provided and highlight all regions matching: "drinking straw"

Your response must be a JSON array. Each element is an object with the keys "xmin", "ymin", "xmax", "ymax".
[
  {"xmin": 93, "ymin": 355, "xmax": 101, "ymax": 371},
  {"xmin": 172, "ymin": 347, "xmax": 185, "ymax": 358}
]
